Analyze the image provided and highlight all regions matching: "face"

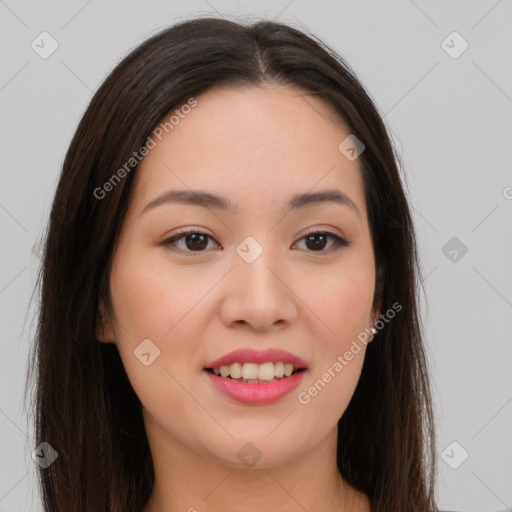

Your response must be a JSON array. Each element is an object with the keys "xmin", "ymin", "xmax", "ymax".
[{"xmin": 98, "ymin": 84, "xmax": 380, "ymax": 469}]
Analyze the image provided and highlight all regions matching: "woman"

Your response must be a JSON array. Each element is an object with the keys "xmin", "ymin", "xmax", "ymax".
[{"xmin": 27, "ymin": 17, "xmax": 438, "ymax": 512}]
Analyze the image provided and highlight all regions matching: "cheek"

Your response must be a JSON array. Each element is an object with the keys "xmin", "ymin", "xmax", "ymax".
[
  {"xmin": 332, "ymin": 280, "xmax": 373, "ymax": 339},
  {"xmin": 297, "ymin": 287, "xmax": 369, "ymax": 428},
  {"xmin": 109, "ymin": 247, "xmax": 215, "ymax": 341},
  {"xmin": 108, "ymin": 248, "xmax": 213, "ymax": 391},
  {"xmin": 108, "ymin": 249, "xmax": 211, "ymax": 430},
  {"xmin": 305, "ymin": 258, "xmax": 375, "ymax": 350},
  {"xmin": 294, "ymin": 257, "xmax": 374, "ymax": 419}
]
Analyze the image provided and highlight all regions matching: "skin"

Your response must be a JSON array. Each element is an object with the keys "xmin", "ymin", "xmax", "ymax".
[{"xmin": 97, "ymin": 83, "xmax": 380, "ymax": 512}]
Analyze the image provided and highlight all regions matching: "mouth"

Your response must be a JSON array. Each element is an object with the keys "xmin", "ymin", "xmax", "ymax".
[{"xmin": 203, "ymin": 348, "xmax": 308, "ymax": 404}]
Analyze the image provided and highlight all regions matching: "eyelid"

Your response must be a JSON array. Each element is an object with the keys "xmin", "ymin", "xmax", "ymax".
[{"xmin": 299, "ymin": 225, "xmax": 346, "ymax": 239}]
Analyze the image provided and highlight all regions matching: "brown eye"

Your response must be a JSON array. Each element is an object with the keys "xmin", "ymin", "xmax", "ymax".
[
  {"xmin": 162, "ymin": 231, "xmax": 219, "ymax": 252},
  {"xmin": 183, "ymin": 233, "xmax": 208, "ymax": 251},
  {"xmin": 294, "ymin": 232, "xmax": 349, "ymax": 253},
  {"xmin": 305, "ymin": 233, "xmax": 328, "ymax": 251}
]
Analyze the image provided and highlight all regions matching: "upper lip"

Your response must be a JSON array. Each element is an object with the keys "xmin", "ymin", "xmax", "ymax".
[{"xmin": 205, "ymin": 348, "xmax": 308, "ymax": 369}]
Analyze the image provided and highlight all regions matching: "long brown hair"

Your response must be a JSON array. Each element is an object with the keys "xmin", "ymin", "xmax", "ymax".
[{"xmin": 26, "ymin": 16, "xmax": 438, "ymax": 512}]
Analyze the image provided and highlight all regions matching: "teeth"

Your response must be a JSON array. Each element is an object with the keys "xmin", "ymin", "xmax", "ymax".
[
  {"xmin": 258, "ymin": 362, "xmax": 275, "ymax": 381},
  {"xmin": 229, "ymin": 362, "xmax": 242, "ymax": 379},
  {"xmin": 242, "ymin": 362, "xmax": 259, "ymax": 380},
  {"xmin": 212, "ymin": 362, "xmax": 301, "ymax": 381},
  {"xmin": 284, "ymin": 363, "xmax": 293, "ymax": 377}
]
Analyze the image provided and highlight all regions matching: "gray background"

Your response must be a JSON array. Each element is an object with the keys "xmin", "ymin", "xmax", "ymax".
[{"xmin": 1, "ymin": 1, "xmax": 511, "ymax": 511}]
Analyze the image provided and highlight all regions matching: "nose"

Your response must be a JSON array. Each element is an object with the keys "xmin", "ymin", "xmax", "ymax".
[{"xmin": 218, "ymin": 247, "xmax": 299, "ymax": 332}]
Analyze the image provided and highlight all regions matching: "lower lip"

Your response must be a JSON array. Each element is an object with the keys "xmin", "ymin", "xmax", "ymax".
[{"xmin": 204, "ymin": 369, "xmax": 306, "ymax": 404}]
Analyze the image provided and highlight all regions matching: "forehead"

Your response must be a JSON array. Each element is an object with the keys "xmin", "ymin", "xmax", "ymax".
[{"xmin": 130, "ymin": 84, "xmax": 367, "ymax": 218}]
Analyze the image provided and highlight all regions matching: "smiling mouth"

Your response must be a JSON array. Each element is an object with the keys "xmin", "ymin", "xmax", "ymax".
[{"xmin": 205, "ymin": 362, "xmax": 306, "ymax": 383}]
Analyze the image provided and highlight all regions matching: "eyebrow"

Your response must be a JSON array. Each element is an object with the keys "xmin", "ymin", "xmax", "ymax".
[{"xmin": 140, "ymin": 188, "xmax": 361, "ymax": 218}]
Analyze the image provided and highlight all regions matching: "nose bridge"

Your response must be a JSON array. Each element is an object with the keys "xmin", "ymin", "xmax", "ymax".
[
  {"xmin": 219, "ymin": 234, "xmax": 298, "ymax": 330},
  {"xmin": 235, "ymin": 234, "xmax": 284, "ymax": 298}
]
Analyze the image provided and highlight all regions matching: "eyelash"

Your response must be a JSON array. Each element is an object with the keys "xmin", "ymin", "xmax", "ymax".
[{"xmin": 160, "ymin": 228, "xmax": 350, "ymax": 255}]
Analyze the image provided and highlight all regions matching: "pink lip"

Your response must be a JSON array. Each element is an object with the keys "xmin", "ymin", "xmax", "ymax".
[
  {"xmin": 205, "ymin": 348, "xmax": 308, "ymax": 369},
  {"xmin": 204, "ymin": 369, "xmax": 306, "ymax": 404}
]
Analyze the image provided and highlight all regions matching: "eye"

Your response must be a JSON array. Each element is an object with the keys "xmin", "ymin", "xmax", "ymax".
[
  {"xmin": 161, "ymin": 229, "xmax": 350, "ymax": 254},
  {"xmin": 161, "ymin": 230, "xmax": 220, "ymax": 253},
  {"xmin": 293, "ymin": 231, "xmax": 350, "ymax": 253}
]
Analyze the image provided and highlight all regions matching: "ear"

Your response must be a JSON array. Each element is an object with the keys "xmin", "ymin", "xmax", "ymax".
[
  {"xmin": 371, "ymin": 307, "xmax": 381, "ymax": 324},
  {"xmin": 96, "ymin": 300, "xmax": 116, "ymax": 344},
  {"xmin": 369, "ymin": 306, "xmax": 381, "ymax": 332},
  {"xmin": 371, "ymin": 292, "xmax": 382, "ymax": 326},
  {"xmin": 370, "ymin": 263, "xmax": 384, "ymax": 327}
]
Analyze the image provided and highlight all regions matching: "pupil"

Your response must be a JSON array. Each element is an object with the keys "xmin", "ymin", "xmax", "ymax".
[
  {"xmin": 306, "ymin": 233, "xmax": 326, "ymax": 251},
  {"xmin": 187, "ymin": 233, "xmax": 207, "ymax": 250}
]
